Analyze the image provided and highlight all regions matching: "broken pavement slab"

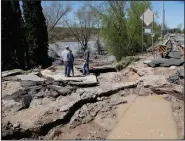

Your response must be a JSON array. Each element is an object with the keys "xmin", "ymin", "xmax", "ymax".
[
  {"xmin": 2, "ymin": 69, "xmax": 22, "ymax": 77},
  {"xmin": 2, "ymin": 81, "xmax": 23, "ymax": 98},
  {"xmin": 1, "ymin": 81, "xmax": 138, "ymax": 139},
  {"xmin": 40, "ymin": 69, "xmax": 98, "ymax": 83},
  {"xmin": 75, "ymin": 65, "xmax": 116, "ymax": 73},
  {"xmin": 16, "ymin": 74, "xmax": 46, "ymax": 81},
  {"xmin": 167, "ymin": 51, "xmax": 182, "ymax": 59},
  {"xmin": 144, "ymin": 58, "xmax": 184, "ymax": 68}
]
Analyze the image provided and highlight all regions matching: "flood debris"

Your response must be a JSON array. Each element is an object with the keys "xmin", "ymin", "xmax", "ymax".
[
  {"xmin": 2, "ymin": 49, "xmax": 184, "ymax": 140},
  {"xmin": 167, "ymin": 69, "xmax": 184, "ymax": 84},
  {"xmin": 2, "ymin": 79, "xmax": 137, "ymax": 140}
]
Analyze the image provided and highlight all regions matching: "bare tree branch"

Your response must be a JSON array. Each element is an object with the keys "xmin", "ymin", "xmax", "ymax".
[
  {"xmin": 65, "ymin": 3, "xmax": 98, "ymax": 51},
  {"xmin": 43, "ymin": 1, "xmax": 71, "ymax": 31}
]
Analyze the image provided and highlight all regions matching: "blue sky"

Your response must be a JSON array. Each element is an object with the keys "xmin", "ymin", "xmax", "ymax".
[
  {"xmin": 152, "ymin": 1, "xmax": 184, "ymax": 29},
  {"xmin": 41, "ymin": 1, "xmax": 184, "ymax": 29}
]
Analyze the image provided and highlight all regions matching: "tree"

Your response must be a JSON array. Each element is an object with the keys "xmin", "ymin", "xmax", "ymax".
[
  {"xmin": 102, "ymin": 1, "xmax": 129, "ymax": 61},
  {"xmin": 89, "ymin": 1, "xmax": 129, "ymax": 61},
  {"xmin": 23, "ymin": 0, "xmax": 52, "ymax": 68},
  {"xmin": 89, "ymin": 1, "xmax": 158, "ymax": 60},
  {"xmin": 43, "ymin": 1, "xmax": 71, "ymax": 30},
  {"xmin": 127, "ymin": 1, "xmax": 152, "ymax": 54},
  {"xmin": 2, "ymin": 1, "xmax": 17, "ymax": 70},
  {"xmin": 43, "ymin": 1, "xmax": 71, "ymax": 42},
  {"xmin": 11, "ymin": 1, "xmax": 30, "ymax": 69},
  {"xmin": 177, "ymin": 23, "xmax": 182, "ymax": 32},
  {"xmin": 65, "ymin": 3, "xmax": 98, "ymax": 51}
]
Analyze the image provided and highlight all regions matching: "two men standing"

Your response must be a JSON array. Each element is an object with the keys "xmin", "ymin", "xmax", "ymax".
[{"xmin": 61, "ymin": 46, "xmax": 90, "ymax": 77}]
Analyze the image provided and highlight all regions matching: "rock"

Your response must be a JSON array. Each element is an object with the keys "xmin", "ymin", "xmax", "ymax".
[
  {"xmin": 34, "ymin": 91, "xmax": 44, "ymax": 99},
  {"xmin": 138, "ymin": 87, "xmax": 152, "ymax": 96},
  {"xmin": 13, "ymin": 123, "xmax": 20, "ymax": 128},
  {"xmin": 21, "ymin": 80, "xmax": 44, "ymax": 89},
  {"xmin": 22, "ymin": 94, "xmax": 32, "ymax": 108},
  {"xmin": 69, "ymin": 118, "xmax": 81, "ymax": 128},
  {"xmin": 138, "ymin": 75, "xmax": 168, "ymax": 88},
  {"xmin": 60, "ymin": 102, "xmax": 75, "ymax": 112},
  {"xmin": 167, "ymin": 74, "xmax": 180, "ymax": 84},
  {"xmin": 2, "ymin": 69, "xmax": 22, "ymax": 77},
  {"xmin": 3, "ymin": 89, "xmax": 26, "ymax": 102},
  {"xmin": 177, "ymin": 69, "xmax": 184, "ymax": 78},
  {"xmin": 97, "ymin": 97, "xmax": 102, "ymax": 101},
  {"xmin": 47, "ymin": 85, "xmax": 73, "ymax": 96},
  {"xmin": 143, "ymin": 60, "xmax": 152, "ymax": 64},
  {"xmin": 6, "ymin": 121, "xmax": 13, "ymax": 129},
  {"xmin": 2, "ymin": 76, "xmax": 21, "ymax": 81},
  {"xmin": 49, "ymin": 89, "xmax": 59, "ymax": 98},
  {"xmin": 167, "ymin": 69, "xmax": 184, "ymax": 84},
  {"xmin": 109, "ymin": 99, "xmax": 127, "ymax": 106},
  {"xmin": 2, "ymin": 81, "xmax": 23, "ymax": 98},
  {"xmin": 27, "ymin": 72, "xmax": 39, "ymax": 75},
  {"xmin": 90, "ymin": 109, "xmax": 99, "ymax": 117},
  {"xmin": 16, "ymin": 74, "xmax": 46, "ymax": 82},
  {"xmin": 169, "ymin": 66, "xmax": 176, "ymax": 69},
  {"xmin": 119, "ymin": 91, "xmax": 125, "ymax": 96},
  {"xmin": 82, "ymin": 115, "xmax": 94, "ymax": 124}
]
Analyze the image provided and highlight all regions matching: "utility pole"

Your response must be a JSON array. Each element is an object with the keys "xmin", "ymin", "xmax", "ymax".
[{"xmin": 161, "ymin": 1, "xmax": 164, "ymax": 39}]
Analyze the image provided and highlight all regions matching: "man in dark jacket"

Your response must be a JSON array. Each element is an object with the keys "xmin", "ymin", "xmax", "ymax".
[
  {"xmin": 82, "ymin": 49, "xmax": 90, "ymax": 75},
  {"xmin": 69, "ymin": 50, "xmax": 74, "ymax": 76}
]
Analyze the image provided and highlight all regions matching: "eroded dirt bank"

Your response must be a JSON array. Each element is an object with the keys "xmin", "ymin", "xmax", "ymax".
[{"xmin": 2, "ymin": 53, "xmax": 184, "ymax": 140}]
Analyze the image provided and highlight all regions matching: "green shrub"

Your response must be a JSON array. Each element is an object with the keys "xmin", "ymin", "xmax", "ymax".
[{"xmin": 114, "ymin": 56, "xmax": 140, "ymax": 71}]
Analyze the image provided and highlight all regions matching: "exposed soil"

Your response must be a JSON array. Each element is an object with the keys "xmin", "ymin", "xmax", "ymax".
[{"xmin": 1, "ymin": 53, "xmax": 184, "ymax": 140}]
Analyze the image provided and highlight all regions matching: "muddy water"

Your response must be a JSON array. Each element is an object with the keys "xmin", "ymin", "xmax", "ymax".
[{"xmin": 107, "ymin": 95, "xmax": 178, "ymax": 139}]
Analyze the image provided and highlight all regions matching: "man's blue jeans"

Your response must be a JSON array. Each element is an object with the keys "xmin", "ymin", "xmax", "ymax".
[
  {"xmin": 82, "ymin": 62, "xmax": 89, "ymax": 75},
  {"xmin": 64, "ymin": 61, "xmax": 71, "ymax": 77}
]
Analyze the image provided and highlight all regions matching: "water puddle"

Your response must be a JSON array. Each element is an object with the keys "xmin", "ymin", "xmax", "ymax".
[{"xmin": 107, "ymin": 95, "xmax": 178, "ymax": 139}]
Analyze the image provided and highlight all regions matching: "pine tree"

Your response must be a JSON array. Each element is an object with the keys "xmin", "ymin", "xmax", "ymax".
[
  {"xmin": 22, "ymin": 0, "xmax": 52, "ymax": 68},
  {"xmin": 2, "ymin": 1, "xmax": 17, "ymax": 70},
  {"xmin": 11, "ymin": 1, "xmax": 30, "ymax": 69}
]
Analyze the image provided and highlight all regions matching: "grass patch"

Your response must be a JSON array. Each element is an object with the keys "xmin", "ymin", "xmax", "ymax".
[{"xmin": 114, "ymin": 56, "xmax": 140, "ymax": 71}]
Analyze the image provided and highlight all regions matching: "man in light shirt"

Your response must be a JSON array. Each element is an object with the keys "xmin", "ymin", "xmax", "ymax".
[{"xmin": 61, "ymin": 46, "xmax": 71, "ymax": 77}]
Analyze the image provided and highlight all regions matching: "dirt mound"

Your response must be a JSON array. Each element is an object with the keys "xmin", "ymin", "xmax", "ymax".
[{"xmin": 97, "ymin": 72, "xmax": 124, "ymax": 83}]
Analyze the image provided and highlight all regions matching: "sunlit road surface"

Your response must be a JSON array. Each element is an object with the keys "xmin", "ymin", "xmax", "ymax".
[{"xmin": 175, "ymin": 35, "xmax": 184, "ymax": 47}]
